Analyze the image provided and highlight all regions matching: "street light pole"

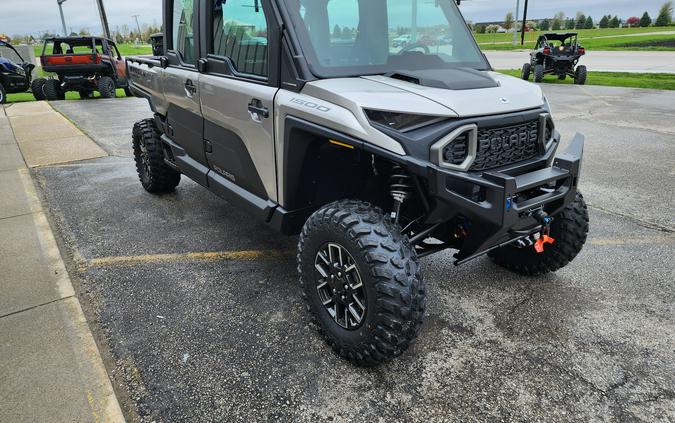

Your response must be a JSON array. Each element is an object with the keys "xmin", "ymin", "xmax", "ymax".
[
  {"xmin": 95, "ymin": 0, "xmax": 111, "ymax": 39},
  {"xmin": 57, "ymin": 0, "xmax": 68, "ymax": 36},
  {"xmin": 520, "ymin": 0, "xmax": 529, "ymax": 46},
  {"xmin": 512, "ymin": 0, "xmax": 520, "ymax": 45}
]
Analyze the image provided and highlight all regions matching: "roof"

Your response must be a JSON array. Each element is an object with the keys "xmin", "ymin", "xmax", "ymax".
[
  {"xmin": 541, "ymin": 33, "xmax": 578, "ymax": 41},
  {"xmin": 45, "ymin": 36, "xmax": 113, "ymax": 43}
]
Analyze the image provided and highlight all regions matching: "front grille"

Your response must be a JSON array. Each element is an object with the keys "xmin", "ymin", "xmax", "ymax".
[{"xmin": 471, "ymin": 120, "xmax": 540, "ymax": 171}]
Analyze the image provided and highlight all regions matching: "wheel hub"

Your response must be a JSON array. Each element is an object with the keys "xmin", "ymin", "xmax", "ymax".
[{"xmin": 314, "ymin": 243, "xmax": 366, "ymax": 330}]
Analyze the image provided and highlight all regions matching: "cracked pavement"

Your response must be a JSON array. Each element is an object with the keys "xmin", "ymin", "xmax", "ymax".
[{"xmin": 37, "ymin": 85, "xmax": 675, "ymax": 422}]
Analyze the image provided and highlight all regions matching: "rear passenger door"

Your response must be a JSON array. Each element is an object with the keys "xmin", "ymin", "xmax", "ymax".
[
  {"xmin": 164, "ymin": 0, "xmax": 208, "ymax": 185},
  {"xmin": 199, "ymin": 0, "xmax": 280, "ymax": 203}
]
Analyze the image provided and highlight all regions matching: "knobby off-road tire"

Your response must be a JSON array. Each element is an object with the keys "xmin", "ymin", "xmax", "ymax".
[
  {"xmin": 98, "ymin": 76, "xmax": 116, "ymax": 98},
  {"xmin": 521, "ymin": 63, "xmax": 532, "ymax": 80},
  {"xmin": 0, "ymin": 83, "xmax": 6, "ymax": 104},
  {"xmin": 132, "ymin": 119, "xmax": 181, "ymax": 193},
  {"xmin": 575, "ymin": 65, "xmax": 587, "ymax": 85},
  {"xmin": 31, "ymin": 78, "xmax": 47, "ymax": 101},
  {"xmin": 79, "ymin": 90, "xmax": 94, "ymax": 100},
  {"xmin": 488, "ymin": 192, "xmax": 589, "ymax": 276},
  {"xmin": 44, "ymin": 79, "xmax": 64, "ymax": 100},
  {"xmin": 298, "ymin": 200, "xmax": 426, "ymax": 366},
  {"xmin": 534, "ymin": 64, "xmax": 545, "ymax": 83}
]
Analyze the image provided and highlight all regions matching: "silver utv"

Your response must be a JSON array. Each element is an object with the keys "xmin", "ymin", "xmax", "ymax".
[{"xmin": 127, "ymin": 0, "xmax": 588, "ymax": 365}]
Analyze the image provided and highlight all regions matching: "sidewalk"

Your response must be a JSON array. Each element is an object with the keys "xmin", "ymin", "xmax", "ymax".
[{"xmin": 0, "ymin": 102, "xmax": 123, "ymax": 422}]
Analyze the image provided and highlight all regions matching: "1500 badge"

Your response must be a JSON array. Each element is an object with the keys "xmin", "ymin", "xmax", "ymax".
[{"xmin": 290, "ymin": 98, "xmax": 331, "ymax": 112}]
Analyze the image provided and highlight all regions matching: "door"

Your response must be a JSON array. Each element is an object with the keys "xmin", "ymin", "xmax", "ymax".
[
  {"xmin": 199, "ymin": 0, "xmax": 279, "ymax": 203},
  {"xmin": 164, "ymin": 0, "xmax": 209, "ymax": 186},
  {"xmin": 107, "ymin": 41, "xmax": 127, "ymax": 85}
]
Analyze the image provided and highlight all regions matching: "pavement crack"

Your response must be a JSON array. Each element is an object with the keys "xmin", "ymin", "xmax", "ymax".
[
  {"xmin": 587, "ymin": 203, "xmax": 674, "ymax": 233},
  {"xmin": 508, "ymin": 287, "xmax": 534, "ymax": 315},
  {"xmin": 0, "ymin": 296, "xmax": 75, "ymax": 320}
]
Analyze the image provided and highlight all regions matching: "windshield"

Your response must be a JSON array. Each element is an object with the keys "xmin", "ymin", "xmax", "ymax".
[{"xmin": 285, "ymin": 0, "xmax": 488, "ymax": 78}]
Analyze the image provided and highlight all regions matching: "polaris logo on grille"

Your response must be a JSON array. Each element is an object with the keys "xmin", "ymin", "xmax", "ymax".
[{"xmin": 499, "ymin": 97, "xmax": 510, "ymax": 104}]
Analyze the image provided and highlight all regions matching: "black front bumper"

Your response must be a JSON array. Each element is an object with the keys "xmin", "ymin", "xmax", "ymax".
[{"xmin": 422, "ymin": 132, "xmax": 584, "ymax": 264}]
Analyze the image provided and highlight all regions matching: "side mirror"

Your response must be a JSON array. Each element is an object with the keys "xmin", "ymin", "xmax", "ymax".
[
  {"xmin": 198, "ymin": 58, "xmax": 208, "ymax": 73},
  {"xmin": 159, "ymin": 56, "xmax": 169, "ymax": 69}
]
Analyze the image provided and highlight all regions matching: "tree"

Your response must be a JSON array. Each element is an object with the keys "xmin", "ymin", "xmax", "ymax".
[
  {"xmin": 655, "ymin": 1, "xmax": 673, "ymax": 26},
  {"xmin": 504, "ymin": 12, "xmax": 514, "ymax": 30},
  {"xmin": 599, "ymin": 15, "xmax": 610, "ymax": 28},
  {"xmin": 626, "ymin": 16, "xmax": 640, "ymax": 27},
  {"xmin": 565, "ymin": 18, "xmax": 576, "ymax": 30},
  {"xmin": 552, "ymin": 18, "xmax": 562, "ymax": 30},
  {"xmin": 475, "ymin": 24, "xmax": 487, "ymax": 34},
  {"xmin": 485, "ymin": 24, "xmax": 499, "ymax": 34},
  {"xmin": 640, "ymin": 11, "xmax": 653, "ymax": 27},
  {"xmin": 554, "ymin": 11, "xmax": 566, "ymax": 22},
  {"xmin": 585, "ymin": 16, "xmax": 594, "ymax": 29},
  {"xmin": 332, "ymin": 24, "xmax": 342, "ymax": 39},
  {"xmin": 609, "ymin": 16, "xmax": 620, "ymax": 28},
  {"xmin": 540, "ymin": 18, "xmax": 551, "ymax": 31},
  {"xmin": 576, "ymin": 12, "xmax": 587, "ymax": 29}
]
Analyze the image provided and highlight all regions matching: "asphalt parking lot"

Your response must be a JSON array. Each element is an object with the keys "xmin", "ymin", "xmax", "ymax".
[{"xmin": 39, "ymin": 86, "xmax": 675, "ymax": 422}]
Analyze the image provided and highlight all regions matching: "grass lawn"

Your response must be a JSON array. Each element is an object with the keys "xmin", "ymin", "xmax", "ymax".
[
  {"xmin": 6, "ymin": 89, "xmax": 132, "ymax": 103},
  {"xmin": 498, "ymin": 69, "xmax": 675, "ymax": 91},
  {"xmin": 476, "ymin": 26, "xmax": 675, "ymax": 51}
]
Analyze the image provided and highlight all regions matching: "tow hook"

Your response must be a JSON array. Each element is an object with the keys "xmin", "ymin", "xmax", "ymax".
[{"xmin": 533, "ymin": 210, "xmax": 555, "ymax": 253}]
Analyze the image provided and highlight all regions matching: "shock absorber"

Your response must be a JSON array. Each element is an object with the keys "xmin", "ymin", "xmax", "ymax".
[{"xmin": 389, "ymin": 165, "xmax": 413, "ymax": 224}]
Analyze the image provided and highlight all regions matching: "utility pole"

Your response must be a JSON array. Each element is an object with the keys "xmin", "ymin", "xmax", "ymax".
[
  {"xmin": 132, "ymin": 15, "xmax": 142, "ymax": 36},
  {"xmin": 95, "ymin": 0, "xmax": 111, "ymax": 39},
  {"xmin": 512, "ymin": 0, "xmax": 520, "ymax": 45},
  {"xmin": 520, "ymin": 0, "xmax": 529, "ymax": 46},
  {"xmin": 57, "ymin": 0, "xmax": 68, "ymax": 36}
]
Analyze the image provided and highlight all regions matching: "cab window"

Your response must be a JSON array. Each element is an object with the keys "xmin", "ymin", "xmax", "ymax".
[
  {"xmin": 172, "ymin": 0, "xmax": 197, "ymax": 64},
  {"xmin": 212, "ymin": 0, "xmax": 269, "ymax": 77}
]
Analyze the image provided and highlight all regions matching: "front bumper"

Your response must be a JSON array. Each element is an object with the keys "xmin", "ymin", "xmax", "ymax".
[{"xmin": 423, "ymin": 132, "xmax": 584, "ymax": 264}]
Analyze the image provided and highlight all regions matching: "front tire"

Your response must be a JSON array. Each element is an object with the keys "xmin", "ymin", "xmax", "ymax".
[
  {"xmin": 534, "ymin": 64, "xmax": 545, "ymax": 83},
  {"xmin": 98, "ymin": 76, "xmax": 116, "ymax": 98},
  {"xmin": 31, "ymin": 78, "xmax": 47, "ymax": 101},
  {"xmin": 298, "ymin": 200, "xmax": 426, "ymax": 366},
  {"xmin": 521, "ymin": 63, "xmax": 532, "ymax": 80},
  {"xmin": 574, "ymin": 65, "xmax": 587, "ymax": 85},
  {"xmin": 488, "ymin": 192, "xmax": 589, "ymax": 276},
  {"xmin": 132, "ymin": 119, "xmax": 181, "ymax": 193},
  {"xmin": 0, "ymin": 84, "xmax": 6, "ymax": 104}
]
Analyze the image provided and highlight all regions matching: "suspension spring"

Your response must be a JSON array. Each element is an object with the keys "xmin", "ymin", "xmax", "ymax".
[{"xmin": 389, "ymin": 165, "xmax": 413, "ymax": 223}]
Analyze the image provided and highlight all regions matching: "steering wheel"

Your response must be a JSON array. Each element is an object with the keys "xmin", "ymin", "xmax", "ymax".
[{"xmin": 398, "ymin": 43, "xmax": 430, "ymax": 55}]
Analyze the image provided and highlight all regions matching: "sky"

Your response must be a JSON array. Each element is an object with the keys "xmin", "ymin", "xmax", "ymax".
[{"xmin": 0, "ymin": 0, "xmax": 669, "ymax": 37}]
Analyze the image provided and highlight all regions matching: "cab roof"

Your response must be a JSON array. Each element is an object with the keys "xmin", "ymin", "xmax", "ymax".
[{"xmin": 541, "ymin": 33, "xmax": 578, "ymax": 41}]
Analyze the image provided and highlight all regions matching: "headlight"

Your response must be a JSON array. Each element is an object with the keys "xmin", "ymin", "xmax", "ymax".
[{"xmin": 364, "ymin": 109, "xmax": 445, "ymax": 132}]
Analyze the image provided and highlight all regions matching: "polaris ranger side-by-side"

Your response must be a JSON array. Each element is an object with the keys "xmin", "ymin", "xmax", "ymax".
[
  {"xmin": 40, "ymin": 36, "xmax": 132, "ymax": 100},
  {"xmin": 0, "ymin": 40, "xmax": 35, "ymax": 103},
  {"xmin": 523, "ymin": 33, "xmax": 587, "ymax": 84},
  {"xmin": 127, "ymin": 0, "xmax": 589, "ymax": 365}
]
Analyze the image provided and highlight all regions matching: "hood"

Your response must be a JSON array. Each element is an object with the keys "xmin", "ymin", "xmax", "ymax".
[{"xmin": 303, "ymin": 71, "xmax": 545, "ymax": 119}]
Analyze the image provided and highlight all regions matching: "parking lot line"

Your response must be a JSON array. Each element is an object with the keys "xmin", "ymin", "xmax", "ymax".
[
  {"xmin": 77, "ymin": 235, "xmax": 674, "ymax": 272},
  {"xmin": 80, "ymin": 249, "xmax": 294, "ymax": 271}
]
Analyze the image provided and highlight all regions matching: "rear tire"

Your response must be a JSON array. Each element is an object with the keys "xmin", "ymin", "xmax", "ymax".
[
  {"xmin": 521, "ymin": 63, "xmax": 532, "ymax": 80},
  {"xmin": 298, "ymin": 200, "xmax": 426, "ymax": 366},
  {"xmin": 79, "ymin": 90, "xmax": 94, "ymax": 100},
  {"xmin": 558, "ymin": 73, "xmax": 566, "ymax": 81},
  {"xmin": 43, "ymin": 79, "xmax": 65, "ymax": 101},
  {"xmin": 574, "ymin": 65, "xmax": 587, "ymax": 85},
  {"xmin": 98, "ymin": 76, "xmax": 116, "ymax": 98},
  {"xmin": 488, "ymin": 192, "xmax": 589, "ymax": 276},
  {"xmin": 31, "ymin": 78, "xmax": 47, "ymax": 101},
  {"xmin": 0, "ymin": 84, "xmax": 6, "ymax": 104},
  {"xmin": 534, "ymin": 64, "xmax": 544, "ymax": 83},
  {"xmin": 132, "ymin": 119, "xmax": 181, "ymax": 193}
]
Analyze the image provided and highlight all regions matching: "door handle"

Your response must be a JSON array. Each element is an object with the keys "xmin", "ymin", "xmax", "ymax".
[
  {"xmin": 248, "ymin": 100, "xmax": 269, "ymax": 120},
  {"xmin": 184, "ymin": 79, "xmax": 197, "ymax": 96}
]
